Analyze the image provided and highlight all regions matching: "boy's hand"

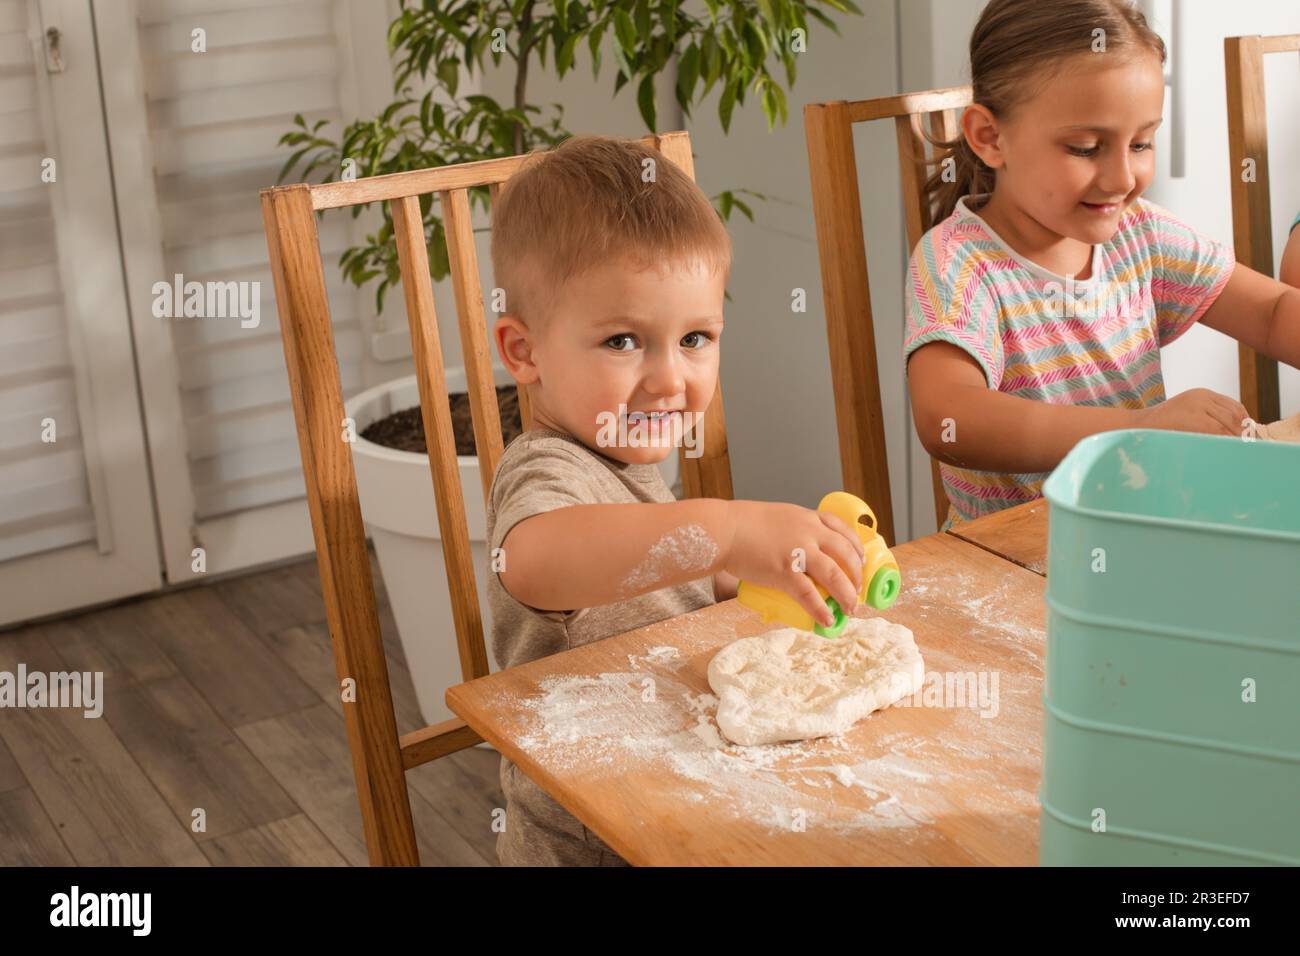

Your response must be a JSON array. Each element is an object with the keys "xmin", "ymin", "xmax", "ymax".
[
  {"xmin": 724, "ymin": 501, "xmax": 865, "ymax": 628},
  {"xmin": 1132, "ymin": 388, "xmax": 1250, "ymax": 437}
]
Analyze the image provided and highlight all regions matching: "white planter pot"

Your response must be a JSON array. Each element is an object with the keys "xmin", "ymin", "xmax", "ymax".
[{"xmin": 346, "ymin": 370, "xmax": 680, "ymax": 727}]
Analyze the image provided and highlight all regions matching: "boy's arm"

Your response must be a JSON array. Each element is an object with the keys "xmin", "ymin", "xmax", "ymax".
[
  {"xmin": 1200, "ymin": 263, "xmax": 1300, "ymax": 370},
  {"xmin": 907, "ymin": 343, "xmax": 1145, "ymax": 473},
  {"xmin": 499, "ymin": 499, "xmax": 736, "ymax": 612}
]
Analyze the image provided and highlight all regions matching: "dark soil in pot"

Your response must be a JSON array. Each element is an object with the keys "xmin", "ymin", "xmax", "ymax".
[{"xmin": 361, "ymin": 385, "xmax": 524, "ymax": 455}]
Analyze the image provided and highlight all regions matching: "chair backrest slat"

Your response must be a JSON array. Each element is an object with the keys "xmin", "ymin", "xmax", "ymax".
[
  {"xmin": 391, "ymin": 194, "xmax": 491, "ymax": 687},
  {"xmin": 1224, "ymin": 33, "xmax": 1292, "ymax": 424},
  {"xmin": 442, "ymin": 187, "xmax": 507, "ymax": 504},
  {"xmin": 804, "ymin": 100, "xmax": 894, "ymax": 543}
]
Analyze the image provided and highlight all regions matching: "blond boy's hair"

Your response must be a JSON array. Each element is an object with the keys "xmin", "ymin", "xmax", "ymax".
[{"xmin": 490, "ymin": 135, "xmax": 732, "ymax": 325}]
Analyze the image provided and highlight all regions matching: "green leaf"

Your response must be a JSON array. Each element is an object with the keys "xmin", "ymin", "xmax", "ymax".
[
  {"xmin": 771, "ymin": 80, "xmax": 788, "ymax": 126},
  {"xmin": 611, "ymin": 34, "xmax": 634, "ymax": 86},
  {"xmin": 744, "ymin": 19, "xmax": 769, "ymax": 62},
  {"xmin": 613, "ymin": 8, "xmax": 636, "ymax": 55},
  {"xmin": 436, "ymin": 57, "xmax": 460, "ymax": 95},
  {"xmin": 662, "ymin": 0, "xmax": 678, "ymax": 46},
  {"xmin": 386, "ymin": 15, "xmax": 406, "ymax": 52},
  {"xmin": 588, "ymin": 20, "xmax": 606, "ymax": 77},
  {"xmin": 761, "ymin": 83, "xmax": 777, "ymax": 131},
  {"xmin": 675, "ymin": 43, "xmax": 699, "ymax": 113},
  {"xmin": 557, "ymin": 33, "xmax": 579, "ymax": 76},
  {"xmin": 636, "ymin": 74, "xmax": 656, "ymax": 130},
  {"xmin": 718, "ymin": 76, "xmax": 738, "ymax": 132},
  {"xmin": 806, "ymin": 7, "xmax": 842, "ymax": 36},
  {"xmin": 276, "ymin": 146, "xmax": 311, "ymax": 184},
  {"xmin": 704, "ymin": 35, "xmax": 723, "ymax": 89}
]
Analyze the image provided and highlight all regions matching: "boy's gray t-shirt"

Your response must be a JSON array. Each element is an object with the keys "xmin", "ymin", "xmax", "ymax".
[{"xmin": 486, "ymin": 426, "xmax": 714, "ymax": 865}]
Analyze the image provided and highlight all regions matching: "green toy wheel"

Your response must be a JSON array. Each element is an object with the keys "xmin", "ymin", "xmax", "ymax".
[
  {"xmin": 813, "ymin": 597, "xmax": 848, "ymax": 639},
  {"xmin": 866, "ymin": 566, "xmax": 901, "ymax": 609}
]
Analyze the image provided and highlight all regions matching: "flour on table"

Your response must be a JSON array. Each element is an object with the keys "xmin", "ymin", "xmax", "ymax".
[{"xmin": 707, "ymin": 617, "xmax": 925, "ymax": 746}]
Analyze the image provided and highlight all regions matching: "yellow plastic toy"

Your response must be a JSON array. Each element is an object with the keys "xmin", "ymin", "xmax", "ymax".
[{"xmin": 735, "ymin": 491, "xmax": 901, "ymax": 638}]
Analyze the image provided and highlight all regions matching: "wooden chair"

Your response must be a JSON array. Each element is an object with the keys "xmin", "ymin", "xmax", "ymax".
[
  {"xmin": 804, "ymin": 87, "xmax": 973, "ymax": 542},
  {"xmin": 260, "ymin": 131, "xmax": 733, "ymax": 866},
  {"xmin": 1224, "ymin": 32, "xmax": 1297, "ymax": 424}
]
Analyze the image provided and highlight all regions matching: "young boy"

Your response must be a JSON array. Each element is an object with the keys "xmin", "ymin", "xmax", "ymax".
[{"xmin": 486, "ymin": 135, "xmax": 867, "ymax": 866}]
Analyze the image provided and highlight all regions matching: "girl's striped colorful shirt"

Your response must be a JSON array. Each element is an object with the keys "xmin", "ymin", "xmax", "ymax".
[{"xmin": 904, "ymin": 193, "xmax": 1235, "ymax": 528}]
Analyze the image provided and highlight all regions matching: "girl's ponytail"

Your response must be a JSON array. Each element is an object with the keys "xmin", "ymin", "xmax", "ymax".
[{"xmin": 924, "ymin": 131, "xmax": 996, "ymax": 226}]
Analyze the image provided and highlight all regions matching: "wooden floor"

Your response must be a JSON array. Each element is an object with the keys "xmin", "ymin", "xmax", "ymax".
[{"xmin": 0, "ymin": 553, "xmax": 503, "ymax": 866}]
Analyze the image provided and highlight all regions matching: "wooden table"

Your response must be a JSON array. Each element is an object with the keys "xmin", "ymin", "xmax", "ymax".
[
  {"xmin": 946, "ymin": 500, "xmax": 1048, "ymax": 576},
  {"xmin": 447, "ymin": 509, "xmax": 1051, "ymax": 865}
]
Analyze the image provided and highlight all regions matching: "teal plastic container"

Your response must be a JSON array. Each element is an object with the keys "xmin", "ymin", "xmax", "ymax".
[{"xmin": 1040, "ymin": 429, "xmax": 1300, "ymax": 865}]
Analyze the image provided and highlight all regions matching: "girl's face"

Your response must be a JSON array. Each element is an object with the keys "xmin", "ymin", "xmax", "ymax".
[{"xmin": 973, "ymin": 51, "xmax": 1166, "ymax": 246}]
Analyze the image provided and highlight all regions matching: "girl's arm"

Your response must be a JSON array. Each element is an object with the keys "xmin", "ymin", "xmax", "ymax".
[
  {"xmin": 907, "ymin": 343, "xmax": 1137, "ymax": 472},
  {"xmin": 1199, "ymin": 263, "xmax": 1300, "ymax": 369},
  {"xmin": 907, "ymin": 342, "xmax": 1249, "ymax": 473}
]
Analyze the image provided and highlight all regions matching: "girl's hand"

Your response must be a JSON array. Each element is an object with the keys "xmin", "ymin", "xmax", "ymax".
[
  {"xmin": 1132, "ymin": 388, "xmax": 1249, "ymax": 437},
  {"xmin": 723, "ymin": 501, "xmax": 865, "ymax": 628}
]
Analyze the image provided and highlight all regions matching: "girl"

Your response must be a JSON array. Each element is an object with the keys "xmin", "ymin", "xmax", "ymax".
[{"xmin": 904, "ymin": 0, "xmax": 1300, "ymax": 529}]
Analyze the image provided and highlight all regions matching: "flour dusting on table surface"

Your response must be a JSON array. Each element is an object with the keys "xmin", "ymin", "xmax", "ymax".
[{"xmin": 489, "ymin": 625, "xmax": 1038, "ymax": 836}]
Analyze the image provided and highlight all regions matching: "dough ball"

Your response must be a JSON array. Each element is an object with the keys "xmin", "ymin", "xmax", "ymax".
[{"xmin": 707, "ymin": 617, "xmax": 924, "ymax": 747}]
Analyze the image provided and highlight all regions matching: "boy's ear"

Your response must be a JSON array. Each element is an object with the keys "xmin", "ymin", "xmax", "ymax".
[
  {"xmin": 494, "ymin": 314, "xmax": 540, "ymax": 385},
  {"xmin": 963, "ymin": 103, "xmax": 1004, "ymax": 170}
]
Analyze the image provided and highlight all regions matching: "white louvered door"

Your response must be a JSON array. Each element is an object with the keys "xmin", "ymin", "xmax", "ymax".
[
  {"xmin": 95, "ymin": 0, "xmax": 394, "ymax": 582},
  {"xmin": 0, "ymin": 0, "xmax": 161, "ymax": 626}
]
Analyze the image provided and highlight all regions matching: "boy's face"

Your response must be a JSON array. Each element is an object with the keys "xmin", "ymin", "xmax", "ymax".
[
  {"xmin": 982, "ymin": 52, "xmax": 1164, "ymax": 246},
  {"xmin": 518, "ymin": 256, "xmax": 726, "ymax": 465}
]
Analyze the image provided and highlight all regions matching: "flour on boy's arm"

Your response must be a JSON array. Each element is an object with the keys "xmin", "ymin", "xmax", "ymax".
[{"xmin": 619, "ymin": 524, "xmax": 720, "ymax": 596}]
